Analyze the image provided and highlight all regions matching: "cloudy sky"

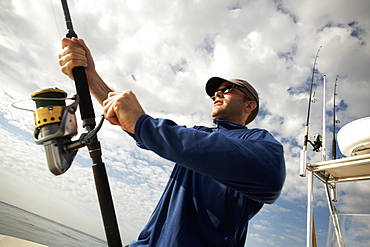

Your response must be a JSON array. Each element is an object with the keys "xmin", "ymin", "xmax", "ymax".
[{"xmin": 1, "ymin": 0, "xmax": 370, "ymax": 246}]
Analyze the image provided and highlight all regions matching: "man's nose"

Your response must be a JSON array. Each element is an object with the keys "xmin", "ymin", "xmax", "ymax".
[{"xmin": 214, "ymin": 89, "xmax": 224, "ymax": 98}]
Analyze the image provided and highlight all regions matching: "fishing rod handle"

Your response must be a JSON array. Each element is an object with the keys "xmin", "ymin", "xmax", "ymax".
[{"xmin": 72, "ymin": 66, "xmax": 96, "ymax": 127}]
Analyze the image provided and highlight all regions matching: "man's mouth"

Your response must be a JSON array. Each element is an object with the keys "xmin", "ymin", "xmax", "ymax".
[{"xmin": 213, "ymin": 100, "xmax": 223, "ymax": 105}]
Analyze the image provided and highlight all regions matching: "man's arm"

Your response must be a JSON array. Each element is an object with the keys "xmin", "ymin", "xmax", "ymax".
[{"xmin": 133, "ymin": 115, "xmax": 286, "ymax": 203}]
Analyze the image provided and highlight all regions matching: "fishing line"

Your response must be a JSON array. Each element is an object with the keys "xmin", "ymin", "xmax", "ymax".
[
  {"xmin": 11, "ymin": 96, "xmax": 75, "ymax": 112},
  {"xmin": 50, "ymin": 0, "xmax": 77, "ymax": 93},
  {"xmin": 50, "ymin": 0, "xmax": 62, "ymax": 41}
]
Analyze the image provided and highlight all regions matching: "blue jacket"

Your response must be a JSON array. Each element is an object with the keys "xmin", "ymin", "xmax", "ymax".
[{"xmin": 128, "ymin": 115, "xmax": 285, "ymax": 247}]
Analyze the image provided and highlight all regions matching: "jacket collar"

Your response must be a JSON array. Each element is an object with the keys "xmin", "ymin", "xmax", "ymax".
[{"xmin": 213, "ymin": 119, "xmax": 248, "ymax": 130}]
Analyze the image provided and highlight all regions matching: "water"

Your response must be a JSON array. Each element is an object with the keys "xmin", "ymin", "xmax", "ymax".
[{"xmin": 0, "ymin": 201, "xmax": 107, "ymax": 247}]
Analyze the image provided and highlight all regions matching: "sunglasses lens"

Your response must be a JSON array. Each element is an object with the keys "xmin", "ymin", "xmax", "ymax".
[
  {"xmin": 222, "ymin": 85, "xmax": 234, "ymax": 94},
  {"xmin": 211, "ymin": 85, "xmax": 235, "ymax": 101}
]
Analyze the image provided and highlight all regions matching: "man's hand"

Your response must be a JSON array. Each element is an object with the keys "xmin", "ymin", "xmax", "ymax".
[
  {"xmin": 58, "ymin": 37, "xmax": 95, "ymax": 80},
  {"xmin": 58, "ymin": 37, "xmax": 113, "ymax": 105},
  {"xmin": 103, "ymin": 91, "xmax": 146, "ymax": 134}
]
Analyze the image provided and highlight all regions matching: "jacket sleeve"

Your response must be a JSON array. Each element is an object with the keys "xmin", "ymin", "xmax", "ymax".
[{"xmin": 132, "ymin": 114, "xmax": 286, "ymax": 204}]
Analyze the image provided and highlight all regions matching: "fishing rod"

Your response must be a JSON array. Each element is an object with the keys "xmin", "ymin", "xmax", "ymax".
[
  {"xmin": 59, "ymin": 0, "xmax": 122, "ymax": 245},
  {"xmin": 332, "ymin": 75, "xmax": 339, "ymax": 160},
  {"xmin": 324, "ymin": 75, "xmax": 344, "ymax": 246},
  {"xmin": 322, "ymin": 75, "xmax": 327, "ymax": 162},
  {"xmin": 61, "ymin": 0, "xmax": 94, "ymax": 124},
  {"xmin": 14, "ymin": 1, "xmax": 123, "ymax": 244},
  {"xmin": 300, "ymin": 47, "xmax": 322, "ymax": 247},
  {"xmin": 300, "ymin": 46, "xmax": 322, "ymax": 177}
]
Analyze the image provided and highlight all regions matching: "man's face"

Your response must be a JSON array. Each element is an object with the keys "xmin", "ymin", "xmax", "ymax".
[{"xmin": 211, "ymin": 82, "xmax": 248, "ymax": 125}]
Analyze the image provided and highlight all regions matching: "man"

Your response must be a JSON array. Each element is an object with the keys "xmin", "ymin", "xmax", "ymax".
[{"xmin": 59, "ymin": 37, "xmax": 285, "ymax": 247}]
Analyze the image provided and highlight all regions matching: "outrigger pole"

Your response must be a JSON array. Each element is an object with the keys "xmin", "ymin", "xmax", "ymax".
[{"xmin": 60, "ymin": 1, "xmax": 122, "ymax": 246}]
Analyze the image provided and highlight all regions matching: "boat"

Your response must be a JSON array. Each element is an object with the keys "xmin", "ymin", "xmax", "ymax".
[
  {"xmin": 304, "ymin": 117, "xmax": 370, "ymax": 247},
  {"xmin": 0, "ymin": 234, "xmax": 48, "ymax": 247}
]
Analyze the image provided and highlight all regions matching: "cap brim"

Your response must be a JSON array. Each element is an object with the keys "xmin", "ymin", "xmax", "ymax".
[{"xmin": 205, "ymin": 77, "xmax": 230, "ymax": 97}]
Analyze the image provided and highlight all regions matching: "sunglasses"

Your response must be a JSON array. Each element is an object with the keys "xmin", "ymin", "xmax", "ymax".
[{"xmin": 211, "ymin": 84, "xmax": 236, "ymax": 101}]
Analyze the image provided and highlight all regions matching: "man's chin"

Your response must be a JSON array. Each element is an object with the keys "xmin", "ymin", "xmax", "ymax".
[{"xmin": 211, "ymin": 113, "xmax": 224, "ymax": 121}]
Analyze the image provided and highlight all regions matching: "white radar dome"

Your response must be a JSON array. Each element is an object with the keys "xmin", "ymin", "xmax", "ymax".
[{"xmin": 337, "ymin": 117, "xmax": 370, "ymax": 156}]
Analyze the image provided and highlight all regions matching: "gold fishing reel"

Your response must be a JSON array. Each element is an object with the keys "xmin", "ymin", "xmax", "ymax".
[{"xmin": 30, "ymin": 88, "xmax": 79, "ymax": 175}]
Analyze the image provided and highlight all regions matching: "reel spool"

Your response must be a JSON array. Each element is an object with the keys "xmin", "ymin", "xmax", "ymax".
[{"xmin": 32, "ymin": 88, "xmax": 67, "ymax": 133}]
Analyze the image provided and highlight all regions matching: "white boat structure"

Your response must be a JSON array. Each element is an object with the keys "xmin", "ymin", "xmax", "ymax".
[
  {"xmin": 301, "ymin": 104, "xmax": 370, "ymax": 246},
  {"xmin": 0, "ymin": 234, "xmax": 48, "ymax": 247},
  {"xmin": 298, "ymin": 48, "xmax": 370, "ymax": 246}
]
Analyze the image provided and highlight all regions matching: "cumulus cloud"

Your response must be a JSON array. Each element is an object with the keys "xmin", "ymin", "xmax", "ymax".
[{"xmin": 1, "ymin": 0, "xmax": 369, "ymax": 246}]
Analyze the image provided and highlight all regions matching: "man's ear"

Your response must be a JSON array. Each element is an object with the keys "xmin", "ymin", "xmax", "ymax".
[{"xmin": 245, "ymin": 101, "xmax": 257, "ymax": 113}]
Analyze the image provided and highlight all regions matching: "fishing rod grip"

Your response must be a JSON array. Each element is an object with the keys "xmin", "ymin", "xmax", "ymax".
[
  {"xmin": 300, "ymin": 126, "xmax": 309, "ymax": 177},
  {"xmin": 72, "ymin": 66, "xmax": 96, "ymax": 127},
  {"xmin": 332, "ymin": 138, "xmax": 337, "ymax": 160},
  {"xmin": 300, "ymin": 150, "xmax": 307, "ymax": 177}
]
